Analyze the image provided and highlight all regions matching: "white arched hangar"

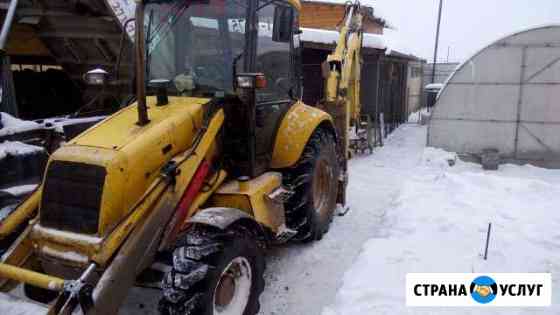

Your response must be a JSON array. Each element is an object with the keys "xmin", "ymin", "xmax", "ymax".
[{"xmin": 428, "ymin": 25, "xmax": 560, "ymax": 168}]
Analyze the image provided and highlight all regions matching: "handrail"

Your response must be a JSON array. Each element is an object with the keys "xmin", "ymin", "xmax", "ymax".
[{"xmin": 0, "ymin": 263, "xmax": 65, "ymax": 291}]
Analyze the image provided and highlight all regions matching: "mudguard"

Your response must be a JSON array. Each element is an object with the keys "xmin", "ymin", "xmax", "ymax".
[
  {"xmin": 188, "ymin": 207, "xmax": 254, "ymax": 230},
  {"xmin": 270, "ymin": 102, "xmax": 335, "ymax": 169}
]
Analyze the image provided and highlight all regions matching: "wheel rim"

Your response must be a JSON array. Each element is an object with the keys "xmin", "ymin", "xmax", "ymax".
[
  {"xmin": 312, "ymin": 157, "xmax": 334, "ymax": 219},
  {"xmin": 213, "ymin": 257, "xmax": 252, "ymax": 315}
]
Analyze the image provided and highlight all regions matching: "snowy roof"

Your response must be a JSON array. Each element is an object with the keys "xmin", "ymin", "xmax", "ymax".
[
  {"xmin": 0, "ymin": 141, "xmax": 44, "ymax": 161},
  {"xmin": 382, "ymin": 29, "xmax": 416, "ymax": 58},
  {"xmin": 301, "ymin": 27, "xmax": 419, "ymax": 60},
  {"xmin": 424, "ymin": 83, "xmax": 444, "ymax": 91},
  {"xmin": 0, "ymin": 112, "xmax": 41, "ymax": 138},
  {"xmin": 301, "ymin": 27, "xmax": 386, "ymax": 50}
]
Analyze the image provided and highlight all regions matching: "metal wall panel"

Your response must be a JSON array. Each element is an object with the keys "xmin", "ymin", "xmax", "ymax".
[
  {"xmin": 429, "ymin": 120, "xmax": 517, "ymax": 156},
  {"xmin": 428, "ymin": 25, "xmax": 560, "ymax": 167},
  {"xmin": 434, "ymin": 85, "xmax": 519, "ymax": 121}
]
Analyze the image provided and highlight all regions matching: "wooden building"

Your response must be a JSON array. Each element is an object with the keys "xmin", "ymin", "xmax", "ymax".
[
  {"xmin": 300, "ymin": 0, "xmax": 388, "ymax": 34},
  {"xmin": 299, "ymin": 0, "xmax": 425, "ymax": 145}
]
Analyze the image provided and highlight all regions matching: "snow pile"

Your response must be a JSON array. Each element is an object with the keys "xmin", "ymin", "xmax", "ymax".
[
  {"xmin": 40, "ymin": 115, "xmax": 107, "ymax": 133},
  {"xmin": 323, "ymin": 148, "xmax": 560, "ymax": 315},
  {"xmin": 0, "ymin": 204, "xmax": 17, "ymax": 223},
  {"xmin": 407, "ymin": 107, "xmax": 431, "ymax": 124},
  {"xmin": 1, "ymin": 184, "xmax": 38, "ymax": 197},
  {"xmin": 0, "ymin": 141, "xmax": 44, "ymax": 160},
  {"xmin": 0, "ymin": 293, "xmax": 47, "ymax": 315},
  {"xmin": 301, "ymin": 27, "xmax": 386, "ymax": 50},
  {"xmin": 300, "ymin": 28, "xmax": 415, "ymax": 58},
  {"xmin": 0, "ymin": 112, "xmax": 40, "ymax": 137},
  {"xmin": 425, "ymin": 82, "xmax": 444, "ymax": 91},
  {"xmin": 421, "ymin": 146, "xmax": 457, "ymax": 168}
]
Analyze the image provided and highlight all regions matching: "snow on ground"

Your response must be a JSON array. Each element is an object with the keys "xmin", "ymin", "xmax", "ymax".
[
  {"xmin": 0, "ymin": 294, "xmax": 47, "ymax": 315},
  {"xmin": 407, "ymin": 108, "xmax": 429, "ymax": 124},
  {"xmin": 0, "ymin": 141, "xmax": 44, "ymax": 160},
  {"xmin": 0, "ymin": 112, "xmax": 40, "ymax": 137},
  {"xmin": 0, "ymin": 184, "xmax": 37, "ymax": 197},
  {"xmin": 258, "ymin": 124, "xmax": 427, "ymax": 315},
  {"xmin": 322, "ymin": 146, "xmax": 560, "ymax": 315}
]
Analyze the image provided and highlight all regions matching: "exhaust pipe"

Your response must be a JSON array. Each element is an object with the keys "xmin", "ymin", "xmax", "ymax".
[{"xmin": 134, "ymin": 0, "xmax": 149, "ymax": 126}]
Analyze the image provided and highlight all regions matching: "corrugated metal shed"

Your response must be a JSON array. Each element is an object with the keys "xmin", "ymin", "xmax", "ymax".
[{"xmin": 428, "ymin": 25, "xmax": 560, "ymax": 167}]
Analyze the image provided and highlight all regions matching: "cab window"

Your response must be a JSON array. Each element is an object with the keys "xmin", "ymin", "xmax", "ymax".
[{"xmin": 256, "ymin": 2, "xmax": 293, "ymax": 103}]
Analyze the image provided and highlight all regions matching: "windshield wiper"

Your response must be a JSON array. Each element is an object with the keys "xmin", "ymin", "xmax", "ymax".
[
  {"xmin": 147, "ymin": 1, "xmax": 191, "ymax": 56},
  {"xmin": 145, "ymin": 9, "xmax": 154, "ymax": 80}
]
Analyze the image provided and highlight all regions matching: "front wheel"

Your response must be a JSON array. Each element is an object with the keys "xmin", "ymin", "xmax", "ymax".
[{"xmin": 159, "ymin": 225, "xmax": 265, "ymax": 315}]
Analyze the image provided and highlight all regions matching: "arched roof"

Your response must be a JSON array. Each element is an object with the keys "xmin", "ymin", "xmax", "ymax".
[{"xmin": 428, "ymin": 25, "xmax": 560, "ymax": 167}]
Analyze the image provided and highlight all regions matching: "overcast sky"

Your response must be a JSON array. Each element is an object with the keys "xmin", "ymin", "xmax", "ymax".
[{"xmin": 373, "ymin": 0, "xmax": 560, "ymax": 63}]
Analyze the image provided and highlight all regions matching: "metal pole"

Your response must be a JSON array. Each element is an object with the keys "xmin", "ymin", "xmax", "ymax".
[
  {"xmin": 484, "ymin": 222, "xmax": 492, "ymax": 260},
  {"xmin": 0, "ymin": 0, "xmax": 18, "ymax": 51},
  {"xmin": 430, "ymin": 0, "xmax": 443, "ymax": 84}
]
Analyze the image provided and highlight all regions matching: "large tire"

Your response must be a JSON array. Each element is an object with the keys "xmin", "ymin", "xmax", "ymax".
[
  {"xmin": 283, "ymin": 128, "xmax": 340, "ymax": 242},
  {"xmin": 159, "ymin": 225, "xmax": 265, "ymax": 315}
]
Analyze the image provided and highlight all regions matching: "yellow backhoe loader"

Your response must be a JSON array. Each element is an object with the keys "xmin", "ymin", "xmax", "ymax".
[{"xmin": 0, "ymin": 0, "xmax": 366, "ymax": 314}]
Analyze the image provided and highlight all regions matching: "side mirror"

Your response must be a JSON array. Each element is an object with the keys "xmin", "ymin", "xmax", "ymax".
[
  {"xmin": 83, "ymin": 68, "xmax": 108, "ymax": 86},
  {"xmin": 272, "ymin": 6, "xmax": 293, "ymax": 43}
]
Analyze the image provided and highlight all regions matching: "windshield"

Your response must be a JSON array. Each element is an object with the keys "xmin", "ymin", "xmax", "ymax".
[{"xmin": 145, "ymin": 0, "xmax": 247, "ymax": 98}]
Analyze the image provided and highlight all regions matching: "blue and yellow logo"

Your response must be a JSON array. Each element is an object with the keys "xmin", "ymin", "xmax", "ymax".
[{"xmin": 470, "ymin": 276, "xmax": 498, "ymax": 304}]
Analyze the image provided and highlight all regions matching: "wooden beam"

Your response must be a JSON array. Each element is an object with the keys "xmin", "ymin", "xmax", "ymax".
[{"xmin": 39, "ymin": 31, "xmax": 121, "ymax": 40}]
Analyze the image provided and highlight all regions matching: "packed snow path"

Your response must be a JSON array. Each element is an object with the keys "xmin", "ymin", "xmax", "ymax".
[
  {"xmin": 323, "ymin": 133, "xmax": 560, "ymax": 314},
  {"xmin": 258, "ymin": 124, "xmax": 427, "ymax": 315}
]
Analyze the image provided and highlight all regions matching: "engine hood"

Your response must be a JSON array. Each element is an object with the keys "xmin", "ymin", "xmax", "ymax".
[
  {"xmin": 43, "ymin": 96, "xmax": 210, "ymax": 236},
  {"xmin": 72, "ymin": 96, "xmax": 210, "ymax": 150}
]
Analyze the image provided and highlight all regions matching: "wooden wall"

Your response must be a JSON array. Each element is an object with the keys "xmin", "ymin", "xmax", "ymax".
[{"xmin": 300, "ymin": 2, "xmax": 383, "ymax": 34}]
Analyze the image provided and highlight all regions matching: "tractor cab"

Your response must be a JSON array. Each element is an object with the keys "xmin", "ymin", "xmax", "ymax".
[{"xmin": 142, "ymin": 0, "xmax": 303, "ymax": 178}]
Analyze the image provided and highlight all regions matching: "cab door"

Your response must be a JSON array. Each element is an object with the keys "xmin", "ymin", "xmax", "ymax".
[{"xmin": 253, "ymin": 2, "xmax": 299, "ymax": 175}]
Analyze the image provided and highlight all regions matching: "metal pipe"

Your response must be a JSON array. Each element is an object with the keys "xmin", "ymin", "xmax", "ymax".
[
  {"xmin": 430, "ymin": 0, "xmax": 443, "ymax": 85},
  {"xmin": 0, "ymin": 0, "xmax": 18, "ymax": 50},
  {"xmin": 0, "ymin": 263, "xmax": 65, "ymax": 291},
  {"xmin": 134, "ymin": 0, "xmax": 149, "ymax": 126},
  {"xmin": 0, "ymin": 189, "xmax": 40, "ymax": 238},
  {"xmin": 483, "ymin": 222, "xmax": 492, "ymax": 260}
]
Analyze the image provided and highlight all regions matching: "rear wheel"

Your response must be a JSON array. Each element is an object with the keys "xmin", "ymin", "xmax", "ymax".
[
  {"xmin": 283, "ymin": 128, "xmax": 340, "ymax": 242},
  {"xmin": 159, "ymin": 225, "xmax": 265, "ymax": 315}
]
